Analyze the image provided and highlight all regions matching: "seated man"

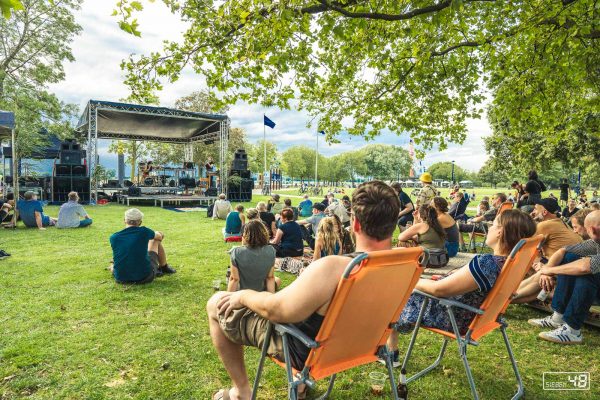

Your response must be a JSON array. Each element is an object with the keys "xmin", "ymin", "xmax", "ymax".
[
  {"xmin": 207, "ymin": 181, "xmax": 400, "ymax": 400},
  {"xmin": 109, "ymin": 208, "xmax": 176, "ymax": 284},
  {"xmin": 297, "ymin": 203, "xmax": 326, "ymax": 249},
  {"xmin": 448, "ymin": 191, "xmax": 468, "ymax": 221},
  {"xmin": 57, "ymin": 191, "xmax": 92, "ymax": 228},
  {"xmin": 17, "ymin": 191, "xmax": 56, "ymax": 229},
  {"xmin": 528, "ymin": 211, "xmax": 600, "ymax": 344},
  {"xmin": 326, "ymin": 198, "xmax": 350, "ymax": 228},
  {"xmin": 298, "ymin": 194, "xmax": 313, "ymax": 218},
  {"xmin": 213, "ymin": 193, "xmax": 232, "ymax": 220},
  {"xmin": 223, "ymin": 204, "xmax": 245, "ymax": 238},
  {"xmin": 0, "ymin": 193, "xmax": 15, "ymax": 224},
  {"xmin": 458, "ymin": 192, "xmax": 507, "ymax": 251},
  {"xmin": 283, "ymin": 198, "xmax": 298, "ymax": 221},
  {"xmin": 512, "ymin": 198, "xmax": 582, "ymax": 303}
]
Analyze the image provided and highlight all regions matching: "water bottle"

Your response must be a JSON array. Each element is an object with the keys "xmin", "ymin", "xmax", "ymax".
[
  {"xmin": 397, "ymin": 368, "xmax": 408, "ymax": 400},
  {"xmin": 537, "ymin": 289, "xmax": 548, "ymax": 302}
]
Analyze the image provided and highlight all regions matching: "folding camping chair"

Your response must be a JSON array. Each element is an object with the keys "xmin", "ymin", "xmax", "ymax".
[
  {"xmin": 469, "ymin": 201, "xmax": 514, "ymax": 253},
  {"xmin": 251, "ymin": 247, "xmax": 427, "ymax": 400},
  {"xmin": 400, "ymin": 234, "xmax": 543, "ymax": 399}
]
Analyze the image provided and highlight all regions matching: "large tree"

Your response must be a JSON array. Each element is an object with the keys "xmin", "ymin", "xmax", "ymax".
[
  {"xmin": 0, "ymin": 0, "xmax": 82, "ymax": 156},
  {"xmin": 362, "ymin": 144, "xmax": 412, "ymax": 181},
  {"xmin": 427, "ymin": 161, "xmax": 469, "ymax": 182},
  {"xmin": 115, "ymin": 0, "xmax": 598, "ymax": 151}
]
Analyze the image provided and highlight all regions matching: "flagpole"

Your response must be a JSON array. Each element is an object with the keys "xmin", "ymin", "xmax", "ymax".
[
  {"xmin": 263, "ymin": 114, "xmax": 267, "ymax": 188},
  {"xmin": 315, "ymin": 130, "xmax": 319, "ymax": 187}
]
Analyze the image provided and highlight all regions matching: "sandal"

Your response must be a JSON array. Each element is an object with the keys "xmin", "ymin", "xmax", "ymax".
[{"xmin": 212, "ymin": 389, "xmax": 231, "ymax": 400}]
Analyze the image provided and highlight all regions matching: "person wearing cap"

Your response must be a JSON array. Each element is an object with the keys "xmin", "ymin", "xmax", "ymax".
[
  {"xmin": 109, "ymin": 208, "xmax": 176, "ymax": 284},
  {"xmin": 212, "ymin": 193, "xmax": 232, "ymax": 220},
  {"xmin": 513, "ymin": 197, "xmax": 582, "ymax": 303},
  {"xmin": 297, "ymin": 203, "xmax": 326, "ymax": 249},
  {"xmin": 57, "ymin": 192, "xmax": 92, "ymax": 228},
  {"xmin": 267, "ymin": 194, "xmax": 284, "ymax": 216},
  {"xmin": 17, "ymin": 191, "xmax": 57, "ymax": 229},
  {"xmin": 416, "ymin": 172, "xmax": 437, "ymax": 208},
  {"xmin": 298, "ymin": 194, "xmax": 313, "ymax": 217}
]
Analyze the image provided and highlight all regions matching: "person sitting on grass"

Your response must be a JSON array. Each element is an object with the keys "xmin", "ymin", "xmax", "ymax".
[
  {"xmin": 297, "ymin": 203, "xmax": 326, "ymax": 249},
  {"xmin": 391, "ymin": 182, "xmax": 414, "ymax": 229},
  {"xmin": 528, "ymin": 211, "xmax": 600, "ymax": 344},
  {"xmin": 257, "ymin": 201, "xmax": 276, "ymax": 238},
  {"xmin": 17, "ymin": 191, "xmax": 57, "ymax": 229},
  {"xmin": 57, "ymin": 192, "xmax": 92, "ymax": 228},
  {"xmin": 383, "ymin": 209, "xmax": 537, "ymax": 367},
  {"xmin": 448, "ymin": 191, "xmax": 468, "ymax": 222},
  {"xmin": 457, "ymin": 193, "xmax": 507, "ymax": 251},
  {"xmin": 562, "ymin": 199, "xmax": 580, "ymax": 223},
  {"xmin": 223, "ymin": 204, "xmax": 245, "ymax": 239},
  {"xmin": 0, "ymin": 193, "xmax": 14, "ymax": 224},
  {"xmin": 397, "ymin": 204, "xmax": 446, "ymax": 250},
  {"xmin": 267, "ymin": 194, "xmax": 284, "ymax": 216},
  {"xmin": 109, "ymin": 208, "xmax": 176, "ymax": 284},
  {"xmin": 269, "ymin": 208, "xmax": 304, "ymax": 258},
  {"xmin": 207, "ymin": 180, "xmax": 400, "ymax": 400},
  {"xmin": 283, "ymin": 198, "xmax": 298, "ymax": 221},
  {"xmin": 213, "ymin": 193, "xmax": 232, "ymax": 220},
  {"xmin": 298, "ymin": 194, "xmax": 313, "ymax": 217},
  {"xmin": 431, "ymin": 197, "xmax": 460, "ymax": 257},
  {"xmin": 227, "ymin": 220, "xmax": 279, "ymax": 292},
  {"xmin": 312, "ymin": 216, "xmax": 343, "ymax": 262},
  {"xmin": 245, "ymin": 208, "xmax": 260, "ymax": 222},
  {"xmin": 571, "ymin": 209, "xmax": 592, "ymax": 240}
]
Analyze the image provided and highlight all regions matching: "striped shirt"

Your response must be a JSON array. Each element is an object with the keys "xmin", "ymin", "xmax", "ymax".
[{"xmin": 564, "ymin": 240, "xmax": 600, "ymax": 275}]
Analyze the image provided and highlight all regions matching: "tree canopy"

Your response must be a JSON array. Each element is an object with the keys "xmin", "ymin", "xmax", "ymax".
[
  {"xmin": 0, "ymin": 0, "xmax": 82, "ymax": 156},
  {"xmin": 427, "ymin": 161, "xmax": 469, "ymax": 182},
  {"xmin": 115, "ymin": 0, "xmax": 598, "ymax": 153}
]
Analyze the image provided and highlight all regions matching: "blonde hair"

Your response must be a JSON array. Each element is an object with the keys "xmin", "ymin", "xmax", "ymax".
[
  {"xmin": 317, "ymin": 217, "xmax": 342, "ymax": 257},
  {"xmin": 257, "ymin": 201, "xmax": 267, "ymax": 211}
]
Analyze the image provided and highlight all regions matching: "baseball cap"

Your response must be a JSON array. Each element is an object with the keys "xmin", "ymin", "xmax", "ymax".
[
  {"xmin": 312, "ymin": 203, "xmax": 326, "ymax": 211},
  {"xmin": 125, "ymin": 208, "xmax": 144, "ymax": 221},
  {"xmin": 533, "ymin": 198, "xmax": 560, "ymax": 214}
]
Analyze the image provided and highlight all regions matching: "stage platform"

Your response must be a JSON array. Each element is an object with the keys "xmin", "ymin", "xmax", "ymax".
[{"xmin": 117, "ymin": 194, "xmax": 217, "ymax": 208}]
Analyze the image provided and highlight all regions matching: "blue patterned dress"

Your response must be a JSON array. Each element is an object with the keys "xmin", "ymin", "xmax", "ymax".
[{"xmin": 398, "ymin": 254, "xmax": 506, "ymax": 335}]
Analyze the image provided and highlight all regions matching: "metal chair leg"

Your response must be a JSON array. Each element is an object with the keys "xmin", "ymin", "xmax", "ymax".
[
  {"xmin": 500, "ymin": 325, "xmax": 525, "ymax": 400},
  {"xmin": 406, "ymin": 338, "xmax": 448, "ymax": 384},
  {"xmin": 251, "ymin": 323, "xmax": 273, "ymax": 400},
  {"xmin": 315, "ymin": 374, "xmax": 337, "ymax": 400},
  {"xmin": 401, "ymin": 297, "xmax": 429, "ymax": 373},
  {"xmin": 281, "ymin": 335, "xmax": 299, "ymax": 400},
  {"xmin": 447, "ymin": 306, "xmax": 479, "ymax": 400}
]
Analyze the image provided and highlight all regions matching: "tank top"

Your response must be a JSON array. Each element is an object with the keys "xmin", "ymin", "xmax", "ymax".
[
  {"xmin": 445, "ymin": 223, "xmax": 460, "ymax": 243},
  {"xmin": 418, "ymin": 226, "xmax": 446, "ymax": 249}
]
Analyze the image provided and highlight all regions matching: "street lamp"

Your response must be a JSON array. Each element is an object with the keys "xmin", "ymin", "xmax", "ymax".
[{"xmin": 451, "ymin": 160, "xmax": 455, "ymax": 185}]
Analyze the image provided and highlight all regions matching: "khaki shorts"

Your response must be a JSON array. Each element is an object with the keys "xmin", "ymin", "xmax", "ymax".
[{"xmin": 218, "ymin": 307, "xmax": 284, "ymax": 361}]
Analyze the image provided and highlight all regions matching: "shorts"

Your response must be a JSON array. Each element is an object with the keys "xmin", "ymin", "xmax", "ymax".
[
  {"xmin": 218, "ymin": 307, "xmax": 284, "ymax": 361},
  {"xmin": 116, "ymin": 251, "xmax": 159, "ymax": 284},
  {"xmin": 458, "ymin": 223, "xmax": 486, "ymax": 234}
]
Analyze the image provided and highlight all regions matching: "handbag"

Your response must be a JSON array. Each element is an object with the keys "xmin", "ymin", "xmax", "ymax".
[{"xmin": 427, "ymin": 248, "xmax": 449, "ymax": 268}]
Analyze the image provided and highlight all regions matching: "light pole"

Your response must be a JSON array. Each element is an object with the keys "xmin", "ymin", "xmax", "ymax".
[{"xmin": 451, "ymin": 160, "xmax": 455, "ymax": 185}]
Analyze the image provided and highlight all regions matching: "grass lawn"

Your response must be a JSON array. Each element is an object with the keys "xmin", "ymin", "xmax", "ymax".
[{"xmin": 1, "ymin": 200, "xmax": 599, "ymax": 399}]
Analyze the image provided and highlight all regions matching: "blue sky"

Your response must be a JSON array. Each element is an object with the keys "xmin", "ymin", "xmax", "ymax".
[{"xmin": 49, "ymin": 0, "xmax": 491, "ymax": 173}]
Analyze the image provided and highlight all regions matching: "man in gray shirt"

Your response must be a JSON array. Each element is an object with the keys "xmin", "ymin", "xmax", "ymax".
[
  {"xmin": 297, "ymin": 203, "xmax": 326, "ymax": 249},
  {"xmin": 57, "ymin": 192, "xmax": 92, "ymax": 228}
]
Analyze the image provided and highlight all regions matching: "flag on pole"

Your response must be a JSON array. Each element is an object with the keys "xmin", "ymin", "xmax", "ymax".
[
  {"xmin": 264, "ymin": 115, "xmax": 276, "ymax": 129},
  {"xmin": 408, "ymin": 138, "xmax": 415, "ymax": 158},
  {"xmin": 319, "ymin": 130, "xmax": 325, "ymax": 135}
]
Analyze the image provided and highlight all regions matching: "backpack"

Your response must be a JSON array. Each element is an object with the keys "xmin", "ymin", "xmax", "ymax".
[
  {"xmin": 207, "ymin": 204, "xmax": 214, "ymax": 218},
  {"xmin": 426, "ymin": 248, "xmax": 449, "ymax": 268}
]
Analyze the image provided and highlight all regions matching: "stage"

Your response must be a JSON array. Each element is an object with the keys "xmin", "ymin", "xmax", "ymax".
[{"xmin": 116, "ymin": 193, "xmax": 218, "ymax": 208}]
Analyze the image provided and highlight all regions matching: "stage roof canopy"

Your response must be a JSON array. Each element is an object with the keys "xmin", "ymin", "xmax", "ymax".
[
  {"xmin": 0, "ymin": 110, "xmax": 15, "ymax": 139},
  {"xmin": 76, "ymin": 100, "xmax": 228, "ymax": 144}
]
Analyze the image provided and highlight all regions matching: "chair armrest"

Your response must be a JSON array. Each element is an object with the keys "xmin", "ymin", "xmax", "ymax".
[
  {"xmin": 413, "ymin": 289, "xmax": 484, "ymax": 315},
  {"xmin": 274, "ymin": 323, "xmax": 319, "ymax": 349}
]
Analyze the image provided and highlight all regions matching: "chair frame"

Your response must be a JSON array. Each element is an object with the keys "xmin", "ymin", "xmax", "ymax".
[
  {"xmin": 251, "ymin": 250, "xmax": 427, "ymax": 400},
  {"xmin": 401, "ymin": 236, "xmax": 542, "ymax": 400}
]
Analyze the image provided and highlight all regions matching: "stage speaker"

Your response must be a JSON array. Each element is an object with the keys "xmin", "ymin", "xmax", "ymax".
[
  {"xmin": 60, "ymin": 150, "xmax": 82, "ymax": 165},
  {"xmin": 179, "ymin": 177, "xmax": 196, "ymax": 188},
  {"xmin": 232, "ymin": 149, "xmax": 248, "ymax": 170},
  {"xmin": 241, "ymin": 178, "xmax": 254, "ymax": 192},
  {"xmin": 71, "ymin": 176, "xmax": 90, "ymax": 192},
  {"xmin": 229, "ymin": 169, "xmax": 251, "ymax": 179},
  {"xmin": 106, "ymin": 179, "xmax": 119, "ymax": 188},
  {"xmin": 206, "ymin": 187, "xmax": 218, "ymax": 197},
  {"xmin": 53, "ymin": 177, "xmax": 72, "ymax": 191},
  {"xmin": 71, "ymin": 165, "xmax": 86, "ymax": 176},
  {"xmin": 55, "ymin": 164, "xmax": 71, "ymax": 176},
  {"xmin": 128, "ymin": 186, "xmax": 142, "ymax": 196}
]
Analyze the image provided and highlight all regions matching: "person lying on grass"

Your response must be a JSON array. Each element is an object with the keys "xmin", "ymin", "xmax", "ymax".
[
  {"xmin": 109, "ymin": 208, "xmax": 176, "ymax": 284},
  {"xmin": 383, "ymin": 209, "xmax": 536, "ymax": 368},
  {"xmin": 207, "ymin": 180, "xmax": 399, "ymax": 400},
  {"xmin": 227, "ymin": 220, "xmax": 279, "ymax": 292}
]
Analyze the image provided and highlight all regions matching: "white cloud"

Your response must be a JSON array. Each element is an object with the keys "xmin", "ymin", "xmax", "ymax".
[{"xmin": 50, "ymin": 0, "xmax": 491, "ymax": 173}]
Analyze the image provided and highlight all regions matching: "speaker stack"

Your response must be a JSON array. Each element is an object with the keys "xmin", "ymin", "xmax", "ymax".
[
  {"xmin": 228, "ymin": 149, "xmax": 253, "ymax": 202},
  {"xmin": 52, "ymin": 140, "xmax": 90, "ymax": 203}
]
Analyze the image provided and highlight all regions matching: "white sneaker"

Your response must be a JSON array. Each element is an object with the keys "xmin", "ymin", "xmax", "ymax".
[
  {"xmin": 528, "ymin": 315, "xmax": 563, "ymax": 329},
  {"xmin": 539, "ymin": 324, "xmax": 583, "ymax": 344}
]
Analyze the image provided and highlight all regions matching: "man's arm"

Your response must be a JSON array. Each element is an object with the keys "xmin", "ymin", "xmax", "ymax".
[
  {"xmin": 270, "ymin": 229, "xmax": 283, "ymax": 244},
  {"xmin": 540, "ymin": 258, "xmax": 592, "ymax": 276},
  {"xmin": 218, "ymin": 257, "xmax": 344, "ymax": 323},
  {"xmin": 34, "ymin": 211, "xmax": 44, "ymax": 229},
  {"xmin": 398, "ymin": 202, "xmax": 414, "ymax": 216}
]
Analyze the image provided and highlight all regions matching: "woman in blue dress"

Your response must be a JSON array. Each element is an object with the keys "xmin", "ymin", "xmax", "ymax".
[{"xmin": 384, "ymin": 209, "xmax": 537, "ymax": 365}]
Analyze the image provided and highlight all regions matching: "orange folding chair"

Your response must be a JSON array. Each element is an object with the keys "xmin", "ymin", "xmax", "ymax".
[
  {"xmin": 401, "ymin": 235, "xmax": 543, "ymax": 400},
  {"xmin": 469, "ymin": 201, "xmax": 514, "ymax": 253},
  {"xmin": 251, "ymin": 248, "xmax": 427, "ymax": 400}
]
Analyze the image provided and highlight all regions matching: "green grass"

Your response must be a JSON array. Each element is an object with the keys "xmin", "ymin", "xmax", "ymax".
[{"xmin": 1, "ymin": 200, "xmax": 599, "ymax": 399}]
